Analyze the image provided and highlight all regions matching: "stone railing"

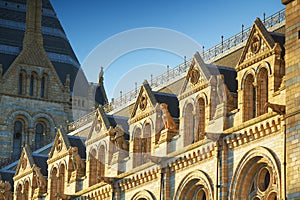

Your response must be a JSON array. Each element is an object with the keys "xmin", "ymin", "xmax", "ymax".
[
  {"xmin": 68, "ymin": 110, "xmax": 96, "ymax": 131},
  {"xmin": 69, "ymin": 9, "xmax": 286, "ymax": 126},
  {"xmin": 202, "ymin": 8, "xmax": 285, "ymax": 62}
]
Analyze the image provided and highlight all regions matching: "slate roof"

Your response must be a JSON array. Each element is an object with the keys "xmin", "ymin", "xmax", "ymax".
[
  {"xmin": 153, "ymin": 91, "xmax": 179, "ymax": 118},
  {"xmin": 207, "ymin": 65, "xmax": 238, "ymax": 93},
  {"xmin": 270, "ymin": 32, "xmax": 285, "ymax": 58},
  {"xmin": 32, "ymin": 154, "xmax": 48, "ymax": 176},
  {"xmin": 0, "ymin": 0, "xmax": 88, "ymax": 91},
  {"xmin": 68, "ymin": 135, "xmax": 86, "ymax": 159},
  {"xmin": 107, "ymin": 115, "xmax": 130, "ymax": 140}
]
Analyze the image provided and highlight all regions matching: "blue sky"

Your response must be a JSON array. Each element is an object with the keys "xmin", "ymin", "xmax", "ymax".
[{"xmin": 51, "ymin": 0, "xmax": 284, "ymax": 100}]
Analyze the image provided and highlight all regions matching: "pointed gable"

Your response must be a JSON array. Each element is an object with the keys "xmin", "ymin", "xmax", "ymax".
[
  {"xmin": 237, "ymin": 18, "xmax": 276, "ymax": 68},
  {"xmin": 14, "ymin": 146, "xmax": 35, "ymax": 177},
  {"xmin": 87, "ymin": 106, "xmax": 112, "ymax": 141},
  {"xmin": 180, "ymin": 52, "xmax": 211, "ymax": 95},
  {"xmin": 48, "ymin": 128, "xmax": 71, "ymax": 160},
  {"xmin": 130, "ymin": 80, "xmax": 158, "ymax": 118}
]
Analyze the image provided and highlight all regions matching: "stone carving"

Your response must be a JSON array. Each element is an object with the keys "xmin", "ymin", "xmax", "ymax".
[
  {"xmin": 71, "ymin": 149, "xmax": 84, "ymax": 171},
  {"xmin": 264, "ymin": 102, "xmax": 286, "ymax": 115},
  {"xmin": 114, "ymin": 126, "xmax": 129, "ymax": 151},
  {"xmin": 217, "ymin": 75, "xmax": 227, "ymax": 104},
  {"xmin": 160, "ymin": 103, "xmax": 175, "ymax": 130},
  {"xmin": 139, "ymin": 95, "xmax": 147, "ymax": 111},
  {"xmin": 251, "ymin": 33, "xmax": 261, "ymax": 54},
  {"xmin": 21, "ymin": 158, "xmax": 27, "ymax": 170},
  {"xmin": 56, "ymin": 138, "xmax": 62, "ymax": 152},
  {"xmin": 189, "ymin": 68, "xmax": 200, "ymax": 85},
  {"xmin": 0, "ymin": 180, "xmax": 12, "ymax": 200},
  {"xmin": 33, "ymin": 167, "xmax": 46, "ymax": 190}
]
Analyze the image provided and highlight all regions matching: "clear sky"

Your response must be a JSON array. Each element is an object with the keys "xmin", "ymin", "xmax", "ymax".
[{"xmin": 51, "ymin": 0, "xmax": 284, "ymax": 100}]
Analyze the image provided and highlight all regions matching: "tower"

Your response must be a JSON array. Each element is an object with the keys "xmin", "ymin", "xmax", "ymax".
[
  {"xmin": 0, "ymin": 0, "xmax": 86, "ymax": 164},
  {"xmin": 282, "ymin": 0, "xmax": 300, "ymax": 199}
]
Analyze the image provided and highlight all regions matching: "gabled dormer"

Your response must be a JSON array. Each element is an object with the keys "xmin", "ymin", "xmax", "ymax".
[
  {"xmin": 235, "ymin": 18, "xmax": 285, "ymax": 124},
  {"xmin": 129, "ymin": 80, "xmax": 179, "ymax": 168},
  {"xmin": 47, "ymin": 129, "xmax": 86, "ymax": 198},
  {"xmin": 180, "ymin": 52, "xmax": 212, "ymax": 98},
  {"xmin": 85, "ymin": 106, "xmax": 129, "ymax": 187},
  {"xmin": 13, "ymin": 146, "xmax": 48, "ymax": 200},
  {"xmin": 178, "ymin": 52, "xmax": 237, "ymax": 147}
]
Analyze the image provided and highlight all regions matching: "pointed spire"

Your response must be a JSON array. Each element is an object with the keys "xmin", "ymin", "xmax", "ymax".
[
  {"xmin": 98, "ymin": 66, "xmax": 104, "ymax": 86},
  {"xmin": 23, "ymin": 0, "xmax": 43, "ymax": 47}
]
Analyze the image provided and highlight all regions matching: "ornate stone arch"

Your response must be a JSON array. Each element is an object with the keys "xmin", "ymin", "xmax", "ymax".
[
  {"xmin": 131, "ymin": 190, "xmax": 157, "ymax": 200},
  {"xmin": 255, "ymin": 61, "xmax": 272, "ymax": 76},
  {"xmin": 182, "ymin": 98, "xmax": 195, "ymax": 117},
  {"xmin": 229, "ymin": 146, "xmax": 281, "ymax": 200},
  {"xmin": 174, "ymin": 170, "xmax": 214, "ymax": 200},
  {"xmin": 8, "ymin": 110, "xmax": 32, "ymax": 127},
  {"xmin": 241, "ymin": 68, "xmax": 256, "ymax": 90},
  {"xmin": 142, "ymin": 118, "xmax": 154, "ymax": 131},
  {"xmin": 132, "ymin": 125, "xmax": 142, "ymax": 140},
  {"xmin": 195, "ymin": 92, "xmax": 208, "ymax": 105},
  {"xmin": 32, "ymin": 113, "xmax": 55, "ymax": 132}
]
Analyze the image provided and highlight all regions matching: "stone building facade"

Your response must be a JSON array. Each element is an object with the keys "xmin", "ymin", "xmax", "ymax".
[
  {"xmin": 0, "ymin": 0, "xmax": 300, "ymax": 200},
  {"xmin": 0, "ymin": 0, "xmax": 105, "ymax": 165}
]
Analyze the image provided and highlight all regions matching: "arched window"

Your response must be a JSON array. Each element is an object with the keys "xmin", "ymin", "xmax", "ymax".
[
  {"xmin": 29, "ymin": 72, "xmax": 37, "ymax": 97},
  {"xmin": 50, "ymin": 168, "xmax": 58, "ymax": 199},
  {"xmin": 184, "ymin": 103, "xmax": 194, "ymax": 146},
  {"xmin": 18, "ymin": 70, "xmax": 26, "ymax": 95},
  {"xmin": 133, "ymin": 128, "xmax": 142, "ymax": 168},
  {"xmin": 98, "ymin": 145, "xmax": 105, "ymax": 180},
  {"xmin": 243, "ymin": 74, "xmax": 256, "ymax": 121},
  {"xmin": 13, "ymin": 120, "xmax": 23, "ymax": 160},
  {"xmin": 195, "ymin": 98, "xmax": 205, "ymax": 142},
  {"xmin": 58, "ymin": 164, "xmax": 65, "ymax": 194},
  {"xmin": 40, "ymin": 74, "xmax": 47, "ymax": 98},
  {"xmin": 23, "ymin": 181, "xmax": 29, "ymax": 199},
  {"xmin": 35, "ymin": 122, "xmax": 46, "ymax": 150},
  {"xmin": 142, "ymin": 123, "xmax": 151, "ymax": 164},
  {"xmin": 16, "ymin": 184, "xmax": 22, "ymax": 200},
  {"xmin": 257, "ymin": 68, "xmax": 268, "ymax": 116},
  {"xmin": 89, "ymin": 149, "xmax": 97, "ymax": 186}
]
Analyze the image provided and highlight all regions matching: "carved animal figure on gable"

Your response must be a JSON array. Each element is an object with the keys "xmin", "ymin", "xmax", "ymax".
[{"xmin": 160, "ymin": 103, "xmax": 175, "ymax": 130}]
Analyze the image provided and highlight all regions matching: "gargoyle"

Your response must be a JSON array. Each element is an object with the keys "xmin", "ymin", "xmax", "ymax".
[{"xmin": 265, "ymin": 102, "xmax": 285, "ymax": 115}]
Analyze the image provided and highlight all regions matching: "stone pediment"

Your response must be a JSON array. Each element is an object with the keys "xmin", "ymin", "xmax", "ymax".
[
  {"xmin": 87, "ymin": 106, "xmax": 112, "ymax": 141},
  {"xmin": 15, "ymin": 146, "xmax": 35, "ymax": 177},
  {"xmin": 48, "ymin": 129, "xmax": 71, "ymax": 160},
  {"xmin": 180, "ymin": 52, "xmax": 210, "ymax": 96},
  {"xmin": 237, "ymin": 18, "xmax": 276, "ymax": 68},
  {"xmin": 130, "ymin": 80, "xmax": 158, "ymax": 119}
]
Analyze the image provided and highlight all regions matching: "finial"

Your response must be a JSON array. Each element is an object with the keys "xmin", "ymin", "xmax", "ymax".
[{"xmin": 98, "ymin": 66, "xmax": 104, "ymax": 85}]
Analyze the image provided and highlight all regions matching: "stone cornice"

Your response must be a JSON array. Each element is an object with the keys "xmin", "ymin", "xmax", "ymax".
[
  {"xmin": 224, "ymin": 114, "xmax": 282, "ymax": 149},
  {"xmin": 86, "ymin": 132, "xmax": 110, "ymax": 146},
  {"xmin": 13, "ymin": 168, "xmax": 33, "ymax": 181},
  {"xmin": 118, "ymin": 167, "xmax": 160, "ymax": 191},
  {"xmin": 236, "ymin": 49, "xmax": 275, "ymax": 72},
  {"xmin": 178, "ymin": 83, "xmax": 209, "ymax": 101},
  {"xmin": 47, "ymin": 150, "xmax": 70, "ymax": 164},
  {"xmin": 129, "ymin": 108, "xmax": 156, "ymax": 125},
  {"xmin": 0, "ymin": 92, "xmax": 70, "ymax": 105}
]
